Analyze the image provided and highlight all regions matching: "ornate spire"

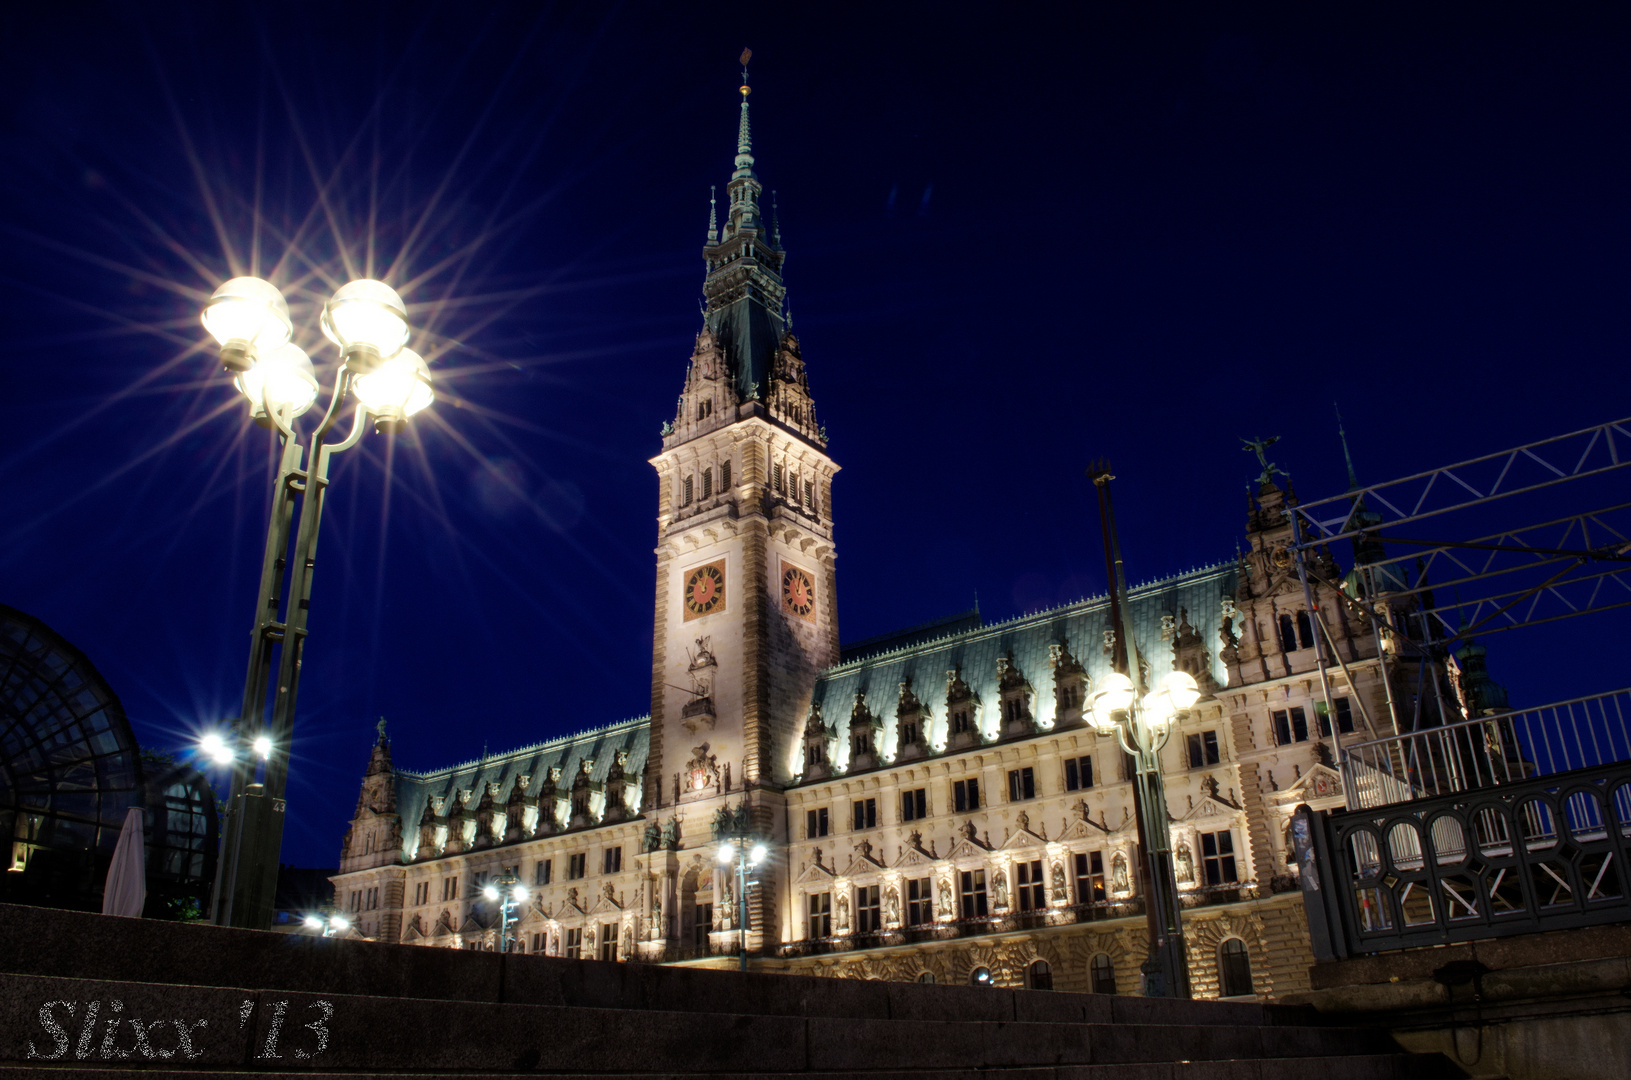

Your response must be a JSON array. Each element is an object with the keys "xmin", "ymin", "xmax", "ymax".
[
  {"xmin": 1336, "ymin": 404, "xmax": 1359, "ymax": 491},
  {"xmin": 735, "ymin": 48, "xmax": 754, "ymax": 178},
  {"xmin": 707, "ymin": 185, "xmax": 718, "ymax": 244}
]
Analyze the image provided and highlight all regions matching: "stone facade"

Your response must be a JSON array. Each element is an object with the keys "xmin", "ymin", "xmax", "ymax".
[{"xmin": 329, "ymin": 73, "xmax": 1479, "ymax": 1001}]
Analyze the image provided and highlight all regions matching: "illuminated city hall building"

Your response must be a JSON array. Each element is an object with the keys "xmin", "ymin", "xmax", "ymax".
[{"xmin": 332, "ymin": 76, "xmax": 1491, "ymax": 998}]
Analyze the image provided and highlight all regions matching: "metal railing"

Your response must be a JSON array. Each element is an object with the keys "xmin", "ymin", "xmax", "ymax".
[
  {"xmin": 1342, "ymin": 688, "xmax": 1631, "ymax": 811},
  {"xmin": 1296, "ymin": 761, "xmax": 1631, "ymax": 958}
]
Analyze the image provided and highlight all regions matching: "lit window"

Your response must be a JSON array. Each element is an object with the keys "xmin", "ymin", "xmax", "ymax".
[
  {"xmin": 1074, "ymin": 850, "xmax": 1105, "ymax": 903},
  {"xmin": 599, "ymin": 922, "xmax": 619, "ymax": 962}
]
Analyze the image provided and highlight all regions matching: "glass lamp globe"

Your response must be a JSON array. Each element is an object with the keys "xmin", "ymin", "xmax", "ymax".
[
  {"xmin": 353, "ymin": 348, "xmax": 433, "ymax": 433},
  {"xmin": 234, "ymin": 343, "xmax": 319, "ymax": 424},
  {"xmin": 511, "ymin": 884, "xmax": 529, "ymax": 904},
  {"xmin": 717, "ymin": 843, "xmax": 735, "ymax": 864},
  {"xmin": 1161, "ymin": 670, "xmax": 1201, "ymax": 712},
  {"xmin": 203, "ymin": 277, "xmax": 292, "ymax": 372},
  {"xmin": 321, "ymin": 279, "xmax": 409, "ymax": 369},
  {"xmin": 1140, "ymin": 690, "xmax": 1175, "ymax": 729},
  {"xmin": 482, "ymin": 883, "xmax": 501, "ymax": 902},
  {"xmin": 1090, "ymin": 671, "xmax": 1136, "ymax": 733}
]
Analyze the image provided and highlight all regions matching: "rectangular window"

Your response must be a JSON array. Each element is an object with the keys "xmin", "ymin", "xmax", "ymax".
[
  {"xmin": 852, "ymin": 798, "xmax": 877, "ymax": 830},
  {"xmin": 1187, "ymin": 730, "xmax": 1221, "ymax": 768},
  {"xmin": 1318, "ymin": 696, "xmax": 1356, "ymax": 736},
  {"xmin": 1007, "ymin": 766, "xmax": 1036, "ymax": 801},
  {"xmin": 901, "ymin": 788, "xmax": 927, "ymax": 822},
  {"xmin": 531, "ymin": 932, "xmax": 545, "ymax": 954},
  {"xmin": 1272, "ymin": 707, "xmax": 1310, "ymax": 746},
  {"xmin": 1016, "ymin": 859, "xmax": 1045, "ymax": 911},
  {"xmin": 535, "ymin": 859, "xmax": 552, "ymax": 886},
  {"xmin": 950, "ymin": 707, "xmax": 973, "ymax": 734},
  {"xmin": 1064, "ymin": 755, "xmax": 1093, "ymax": 791},
  {"xmin": 412, "ymin": 881, "xmax": 428, "ymax": 906},
  {"xmin": 953, "ymin": 777, "xmax": 980, "ymax": 812},
  {"xmin": 959, "ymin": 869, "xmax": 988, "ymax": 918},
  {"xmin": 701, "ymin": 468, "xmax": 713, "ymax": 499},
  {"xmin": 682, "ymin": 475, "xmax": 693, "ymax": 506},
  {"xmin": 1201, "ymin": 830, "xmax": 1238, "ymax": 885},
  {"xmin": 856, "ymin": 885, "xmax": 881, "ymax": 933},
  {"xmin": 906, "ymin": 877, "xmax": 933, "ymax": 925},
  {"xmin": 564, "ymin": 927, "xmax": 582, "ymax": 959},
  {"xmin": 603, "ymin": 847, "xmax": 622, "ymax": 874},
  {"xmin": 599, "ymin": 922, "xmax": 619, "ymax": 962},
  {"xmin": 1074, "ymin": 850, "xmax": 1106, "ymax": 904},
  {"xmin": 693, "ymin": 903, "xmax": 713, "ymax": 947},
  {"xmin": 442, "ymin": 876, "xmax": 458, "ymax": 901},
  {"xmin": 773, "ymin": 462, "xmax": 785, "ymax": 493},
  {"xmin": 808, "ymin": 891, "xmax": 832, "ymax": 938},
  {"xmin": 368, "ymin": 887, "xmax": 379, "ymax": 910},
  {"xmin": 806, "ymin": 807, "xmax": 829, "ymax": 838},
  {"xmin": 804, "ymin": 480, "xmax": 814, "ymax": 508},
  {"xmin": 720, "ymin": 460, "xmax": 731, "ymax": 490},
  {"xmin": 568, "ymin": 853, "xmax": 587, "ymax": 879},
  {"xmin": 350, "ymin": 890, "xmax": 361, "ymax": 913}
]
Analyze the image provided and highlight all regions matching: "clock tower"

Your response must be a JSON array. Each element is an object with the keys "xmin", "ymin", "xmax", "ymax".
[{"xmin": 646, "ymin": 69, "xmax": 839, "ymax": 847}]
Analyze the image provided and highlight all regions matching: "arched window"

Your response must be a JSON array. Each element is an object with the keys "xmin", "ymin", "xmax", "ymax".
[
  {"xmin": 1027, "ymin": 959, "xmax": 1053, "ymax": 991},
  {"xmin": 916, "ymin": 971, "xmax": 936, "ymax": 984},
  {"xmin": 1089, "ymin": 953, "xmax": 1117, "ymax": 994},
  {"xmin": 1218, "ymin": 938, "xmax": 1254, "ymax": 998},
  {"xmin": 970, "ymin": 966, "xmax": 993, "ymax": 987}
]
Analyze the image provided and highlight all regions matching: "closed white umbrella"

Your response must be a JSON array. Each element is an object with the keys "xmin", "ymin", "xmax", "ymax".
[{"xmin": 101, "ymin": 807, "xmax": 147, "ymax": 917}]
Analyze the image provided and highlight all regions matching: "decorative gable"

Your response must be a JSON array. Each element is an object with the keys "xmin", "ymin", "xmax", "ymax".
[
  {"xmin": 795, "ymin": 858, "xmax": 838, "ymax": 887},
  {"xmin": 840, "ymin": 837, "xmax": 886, "ymax": 879},
  {"xmin": 891, "ymin": 831, "xmax": 939, "ymax": 870},
  {"xmin": 1270, "ymin": 762, "xmax": 1345, "ymax": 805}
]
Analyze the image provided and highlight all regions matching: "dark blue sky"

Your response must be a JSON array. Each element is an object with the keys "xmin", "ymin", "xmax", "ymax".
[{"xmin": 3, "ymin": 4, "xmax": 1627, "ymax": 869}]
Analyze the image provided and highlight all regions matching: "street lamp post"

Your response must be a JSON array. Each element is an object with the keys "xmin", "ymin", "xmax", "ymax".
[
  {"xmin": 716, "ymin": 839, "xmax": 765, "ymax": 971},
  {"xmin": 201, "ymin": 276, "xmax": 435, "ymax": 930},
  {"xmin": 482, "ymin": 872, "xmax": 530, "ymax": 953},
  {"xmin": 1089, "ymin": 464, "xmax": 1195, "ymax": 998}
]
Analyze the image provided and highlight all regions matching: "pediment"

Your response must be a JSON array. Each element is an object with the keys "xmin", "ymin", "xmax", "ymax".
[
  {"xmin": 840, "ymin": 852, "xmax": 886, "ymax": 879},
  {"xmin": 946, "ymin": 836, "xmax": 991, "ymax": 861},
  {"xmin": 457, "ymin": 915, "xmax": 488, "ymax": 935},
  {"xmin": 998, "ymin": 827, "xmax": 1047, "ymax": 853},
  {"xmin": 1181, "ymin": 797, "xmax": 1240, "ymax": 823},
  {"xmin": 431, "ymin": 916, "xmax": 455, "ymax": 937},
  {"xmin": 1058, "ymin": 816, "xmax": 1110, "ymax": 842},
  {"xmin": 401, "ymin": 921, "xmax": 426, "ymax": 942},
  {"xmin": 588, "ymin": 891, "xmax": 623, "ymax": 916},
  {"xmin": 891, "ymin": 845, "xmax": 938, "ymax": 870},
  {"xmin": 1270, "ymin": 763, "xmax": 1344, "ymax": 804},
  {"xmin": 796, "ymin": 860, "xmax": 837, "ymax": 886}
]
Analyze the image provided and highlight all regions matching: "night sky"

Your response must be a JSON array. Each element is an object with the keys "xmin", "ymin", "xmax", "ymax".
[{"xmin": 3, "ymin": 5, "xmax": 1627, "ymax": 870}]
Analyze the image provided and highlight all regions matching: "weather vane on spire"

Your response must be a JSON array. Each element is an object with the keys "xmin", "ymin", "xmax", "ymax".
[{"xmin": 740, "ymin": 47, "xmax": 752, "ymax": 95}]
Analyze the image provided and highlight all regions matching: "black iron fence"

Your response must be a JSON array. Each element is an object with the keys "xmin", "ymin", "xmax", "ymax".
[{"xmin": 1296, "ymin": 760, "xmax": 1631, "ymax": 959}]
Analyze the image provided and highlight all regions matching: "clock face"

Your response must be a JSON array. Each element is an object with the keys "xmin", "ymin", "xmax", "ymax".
[
  {"xmin": 782, "ymin": 562, "xmax": 816, "ymax": 620},
  {"xmin": 683, "ymin": 560, "xmax": 727, "ymax": 621}
]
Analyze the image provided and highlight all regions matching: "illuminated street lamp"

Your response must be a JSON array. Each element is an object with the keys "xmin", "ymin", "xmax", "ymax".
[
  {"xmin": 202, "ymin": 275, "xmax": 435, "ymax": 930},
  {"xmin": 482, "ymin": 871, "xmax": 530, "ymax": 953},
  {"xmin": 1089, "ymin": 464, "xmax": 1194, "ymax": 999},
  {"xmin": 716, "ymin": 839, "xmax": 766, "ymax": 972},
  {"xmin": 303, "ymin": 911, "xmax": 351, "ymax": 937}
]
